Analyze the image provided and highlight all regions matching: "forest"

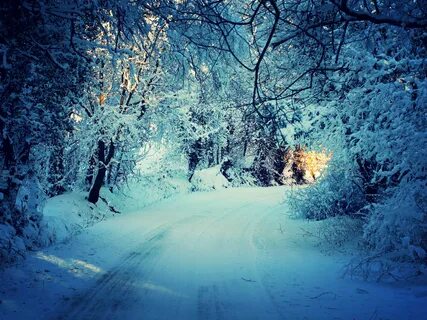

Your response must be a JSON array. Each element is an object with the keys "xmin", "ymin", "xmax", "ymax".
[{"xmin": 0, "ymin": 0, "xmax": 426, "ymax": 319}]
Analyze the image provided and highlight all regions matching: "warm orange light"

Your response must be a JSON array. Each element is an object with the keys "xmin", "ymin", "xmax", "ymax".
[
  {"xmin": 99, "ymin": 93, "xmax": 106, "ymax": 105},
  {"xmin": 300, "ymin": 149, "xmax": 332, "ymax": 181},
  {"xmin": 282, "ymin": 146, "xmax": 332, "ymax": 184}
]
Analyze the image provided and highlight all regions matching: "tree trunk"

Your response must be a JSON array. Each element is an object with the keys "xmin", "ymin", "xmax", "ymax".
[
  {"xmin": 88, "ymin": 139, "xmax": 114, "ymax": 204},
  {"xmin": 85, "ymin": 155, "xmax": 96, "ymax": 189},
  {"xmin": 188, "ymin": 138, "xmax": 202, "ymax": 182}
]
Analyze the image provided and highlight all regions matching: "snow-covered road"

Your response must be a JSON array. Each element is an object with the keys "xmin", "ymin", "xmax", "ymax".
[{"xmin": 1, "ymin": 187, "xmax": 426, "ymax": 319}]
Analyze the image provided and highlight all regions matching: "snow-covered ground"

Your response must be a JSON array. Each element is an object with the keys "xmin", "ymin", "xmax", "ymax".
[{"xmin": 0, "ymin": 187, "xmax": 426, "ymax": 320}]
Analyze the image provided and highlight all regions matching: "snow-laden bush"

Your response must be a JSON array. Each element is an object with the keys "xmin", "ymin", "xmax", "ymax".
[
  {"xmin": 291, "ymin": 43, "xmax": 427, "ymax": 270},
  {"xmin": 363, "ymin": 180, "xmax": 427, "ymax": 263},
  {"xmin": 289, "ymin": 156, "xmax": 366, "ymax": 220},
  {"xmin": 39, "ymin": 189, "xmax": 123, "ymax": 245},
  {"xmin": 289, "ymin": 106, "xmax": 368, "ymax": 220},
  {"xmin": 0, "ymin": 173, "xmax": 47, "ymax": 264},
  {"xmin": 226, "ymin": 167, "xmax": 257, "ymax": 187},
  {"xmin": 112, "ymin": 172, "xmax": 191, "ymax": 212},
  {"xmin": 106, "ymin": 143, "xmax": 191, "ymax": 212},
  {"xmin": 0, "ymin": 223, "xmax": 26, "ymax": 264},
  {"xmin": 219, "ymin": 156, "xmax": 258, "ymax": 187},
  {"xmin": 191, "ymin": 165, "xmax": 229, "ymax": 191},
  {"xmin": 0, "ymin": 186, "xmax": 124, "ymax": 265},
  {"xmin": 343, "ymin": 62, "xmax": 426, "ymax": 266}
]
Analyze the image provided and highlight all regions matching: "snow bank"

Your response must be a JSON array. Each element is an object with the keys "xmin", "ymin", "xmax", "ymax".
[
  {"xmin": 107, "ymin": 143, "xmax": 192, "ymax": 212},
  {"xmin": 0, "ymin": 224, "xmax": 26, "ymax": 263},
  {"xmin": 40, "ymin": 190, "xmax": 118, "ymax": 245},
  {"xmin": 191, "ymin": 165, "xmax": 229, "ymax": 191},
  {"xmin": 108, "ymin": 175, "xmax": 191, "ymax": 213},
  {"xmin": 1, "ymin": 174, "xmax": 46, "ymax": 264},
  {"xmin": 1, "ymin": 189, "xmax": 123, "ymax": 265}
]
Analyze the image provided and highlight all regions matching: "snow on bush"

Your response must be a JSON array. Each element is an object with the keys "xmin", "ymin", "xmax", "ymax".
[
  {"xmin": 1, "ymin": 187, "xmax": 123, "ymax": 265},
  {"xmin": 290, "ymin": 41, "xmax": 427, "ymax": 273},
  {"xmin": 109, "ymin": 174, "xmax": 190, "ymax": 213},
  {"xmin": 0, "ymin": 223, "xmax": 26, "ymax": 264},
  {"xmin": 191, "ymin": 165, "xmax": 229, "ymax": 191},
  {"xmin": 106, "ymin": 143, "xmax": 192, "ymax": 212},
  {"xmin": 0, "ymin": 173, "xmax": 47, "ymax": 264},
  {"xmin": 351, "ymin": 88, "xmax": 427, "ymax": 275},
  {"xmin": 289, "ymin": 156, "xmax": 366, "ymax": 220},
  {"xmin": 364, "ymin": 180, "xmax": 427, "ymax": 263},
  {"xmin": 345, "ymin": 67, "xmax": 426, "ymax": 267},
  {"xmin": 40, "ymin": 190, "xmax": 119, "ymax": 244}
]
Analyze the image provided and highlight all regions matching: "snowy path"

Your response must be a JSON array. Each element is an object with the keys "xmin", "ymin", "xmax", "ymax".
[{"xmin": 1, "ymin": 187, "xmax": 426, "ymax": 320}]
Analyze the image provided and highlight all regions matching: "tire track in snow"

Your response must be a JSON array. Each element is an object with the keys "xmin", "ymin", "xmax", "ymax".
[
  {"xmin": 56, "ymin": 190, "xmax": 286, "ymax": 320},
  {"xmin": 193, "ymin": 201, "xmax": 284, "ymax": 320},
  {"xmin": 56, "ymin": 216, "xmax": 199, "ymax": 320},
  {"xmin": 197, "ymin": 284, "xmax": 228, "ymax": 320}
]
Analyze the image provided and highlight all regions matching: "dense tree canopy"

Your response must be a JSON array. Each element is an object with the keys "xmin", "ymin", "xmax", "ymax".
[{"xmin": 1, "ymin": 0, "xmax": 426, "ymax": 275}]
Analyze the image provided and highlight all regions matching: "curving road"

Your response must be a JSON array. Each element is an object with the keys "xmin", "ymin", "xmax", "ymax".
[
  {"xmin": 59, "ymin": 188, "xmax": 285, "ymax": 320},
  {"xmin": 1, "ymin": 187, "xmax": 425, "ymax": 320}
]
